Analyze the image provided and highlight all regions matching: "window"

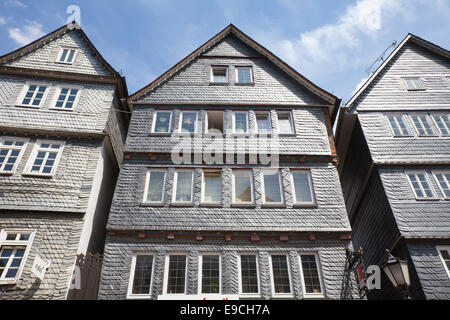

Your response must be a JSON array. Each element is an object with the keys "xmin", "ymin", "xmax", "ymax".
[
  {"xmin": 211, "ymin": 66, "xmax": 228, "ymax": 83},
  {"xmin": 164, "ymin": 254, "xmax": 187, "ymax": 294},
  {"xmin": 232, "ymin": 111, "xmax": 249, "ymax": 134},
  {"xmin": 270, "ymin": 254, "xmax": 292, "ymax": 296},
  {"xmin": 235, "ymin": 67, "xmax": 253, "ymax": 84},
  {"xmin": 255, "ymin": 112, "xmax": 272, "ymax": 135},
  {"xmin": 172, "ymin": 170, "xmax": 194, "ymax": 204},
  {"xmin": 410, "ymin": 114, "xmax": 436, "ymax": 136},
  {"xmin": 0, "ymin": 137, "xmax": 28, "ymax": 174},
  {"xmin": 261, "ymin": 170, "xmax": 284, "ymax": 205},
  {"xmin": 436, "ymin": 246, "xmax": 450, "ymax": 279},
  {"xmin": 432, "ymin": 114, "xmax": 450, "ymax": 136},
  {"xmin": 17, "ymin": 83, "xmax": 48, "ymax": 107},
  {"xmin": 201, "ymin": 170, "xmax": 222, "ymax": 204},
  {"xmin": 277, "ymin": 112, "xmax": 294, "ymax": 134},
  {"xmin": 56, "ymin": 48, "xmax": 77, "ymax": 64},
  {"xmin": 178, "ymin": 111, "xmax": 198, "ymax": 134},
  {"xmin": 127, "ymin": 254, "xmax": 154, "ymax": 298},
  {"xmin": 0, "ymin": 229, "xmax": 35, "ymax": 284},
  {"xmin": 205, "ymin": 111, "xmax": 223, "ymax": 134},
  {"xmin": 199, "ymin": 254, "xmax": 221, "ymax": 294},
  {"xmin": 402, "ymin": 77, "xmax": 425, "ymax": 90},
  {"xmin": 299, "ymin": 254, "xmax": 324, "ymax": 297},
  {"xmin": 433, "ymin": 171, "xmax": 450, "ymax": 199},
  {"xmin": 406, "ymin": 172, "xmax": 435, "ymax": 199},
  {"xmin": 290, "ymin": 170, "xmax": 315, "ymax": 205},
  {"xmin": 239, "ymin": 254, "xmax": 259, "ymax": 295},
  {"xmin": 143, "ymin": 169, "xmax": 166, "ymax": 204},
  {"xmin": 232, "ymin": 169, "xmax": 254, "ymax": 205},
  {"xmin": 151, "ymin": 111, "xmax": 172, "ymax": 133},
  {"xmin": 387, "ymin": 115, "xmax": 410, "ymax": 136},
  {"xmin": 24, "ymin": 140, "xmax": 65, "ymax": 176},
  {"xmin": 52, "ymin": 87, "xmax": 80, "ymax": 110}
]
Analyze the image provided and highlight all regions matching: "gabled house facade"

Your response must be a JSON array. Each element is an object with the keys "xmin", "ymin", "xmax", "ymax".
[
  {"xmin": 336, "ymin": 34, "xmax": 450, "ymax": 299},
  {"xmin": 0, "ymin": 22, "xmax": 129, "ymax": 299},
  {"xmin": 98, "ymin": 24, "xmax": 359, "ymax": 300}
]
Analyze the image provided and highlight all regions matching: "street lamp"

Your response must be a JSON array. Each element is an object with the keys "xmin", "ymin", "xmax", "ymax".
[{"xmin": 381, "ymin": 250, "xmax": 411, "ymax": 299}]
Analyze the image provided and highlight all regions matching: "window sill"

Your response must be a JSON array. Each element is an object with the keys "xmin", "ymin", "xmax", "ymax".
[
  {"xmin": 271, "ymin": 294, "xmax": 295, "ymax": 299},
  {"xmin": 293, "ymin": 203, "xmax": 317, "ymax": 208},
  {"xmin": 235, "ymin": 82, "xmax": 255, "ymax": 86},
  {"xmin": 303, "ymin": 294, "xmax": 326, "ymax": 300},
  {"xmin": 278, "ymin": 133, "xmax": 296, "ymax": 137},
  {"xmin": 230, "ymin": 133, "xmax": 251, "ymax": 137},
  {"xmin": 149, "ymin": 132, "xmax": 172, "ymax": 136},
  {"xmin": 54, "ymin": 61, "xmax": 74, "ymax": 65},
  {"xmin": 22, "ymin": 172, "xmax": 54, "ymax": 179},
  {"xmin": 0, "ymin": 171, "xmax": 15, "ymax": 176},
  {"xmin": 209, "ymin": 82, "xmax": 229, "ymax": 86},
  {"xmin": 0, "ymin": 279, "xmax": 18, "ymax": 285},
  {"xmin": 199, "ymin": 202, "xmax": 223, "ymax": 207},
  {"xmin": 170, "ymin": 202, "xmax": 195, "ymax": 207},
  {"xmin": 414, "ymin": 197, "xmax": 440, "ymax": 201},
  {"xmin": 126, "ymin": 295, "xmax": 152, "ymax": 300},
  {"xmin": 141, "ymin": 202, "xmax": 165, "ymax": 207},
  {"xmin": 231, "ymin": 203, "xmax": 256, "ymax": 208},
  {"xmin": 239, "ymin": 294, "xmax": 262, "ymax": 299},
  {"xmin": 15, "ymin": 104, "xmax": 40, "ymax": 109},
  {"xmin": 261, "ymin": 203, "xmax": 286, "ymax": 208},
  {"xmin": 49, "ymin": 107, "xmax": 74, "ymax": 112}
]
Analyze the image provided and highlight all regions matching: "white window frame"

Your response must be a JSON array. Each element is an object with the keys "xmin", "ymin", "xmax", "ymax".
[
  {"xmin": 210, "ymin": 66, "xmax": 229, "ymax": 84},
  {"xmin": 232, "ymin": 111, "xmax": 250, "ymax": 134},
  {"xmin": 151, "ymin": 110, "xmax": 173, "ymax": 133},
  {"xmin": 436, "ymin": 245, "xmax": 450, "ymax": 279},
  {"xmin": 402, "ymin": 77, "xmax": 425, "ymax": 91},
  {"xmin": 0, "ymin": 136, "xmax": 29, "ymax": 174},
  {"xmin": 277, "ymin": 111, "xmax": 295, "ymax": 135},
  {"xmin": 261, "ymin": 169, "xmax": 284, "ymax": 207},
  {"xmin": 178, "ymin": 111, "xmax": 199, "ymax": 134},
  {"xmin": 269, "ymin": 253, "xmax": 294, "ymax": 298},
  {"xmin": 405, "ymin": 171, "xmax": 437, "ymax": 200},
  {"xmin": 432, "ymin": 171, "xmax": 450, "ymax": 200},
  {"xmin": 237, "ymin": 253, "xmax": 260, "ymax": 298},
  {"xmin": 198, "ymin": 253, "xmax": 222, "ymax": 295},
  {"xmin": 409, "ymin": 114, "xmax": 437, "ymax": 136},
  {"xmin": 235, "ymin": 66, "xmax": 253, "ymax": 84},
  {"xmin": 200, "ymin": 169, "xmax": 222, "ymax": 206},
  {"xmin": 162, "ymin": 253, "xmax": 188, "ymax": 295},
  {"xmin": 298, "ymin": 253, "xmax": 325, "ymax": 299},
  {"xmin": 171, "ymin": 169, "xmax": 194, "ymax": 205},
  {"xmin": 49, "ymin": 85, "xmax": 82, "ymax": 111},
  {"xmin": 126, "ymin": 253, "xmax": 155, "ymax": 299},
  {"xmin": 290, "ymin": 170, "xmax": 316, "ymax": 206},
  {"xmin": 431, "ymin": 113, "xmax": 450, "ymax": 136},
  {"xmin": 55, "ymin": 47, "xmax": 78, "ymax": 64},
  {"xmin": 23, "ymin": 139, "xmax": 65, "ymax": 177},
  {"xmin": 0, "ymin": 229, "xmax": 36, "ymax": 285},
  {"xmin": 231, "ymin": 169, "xmax": 255, "ymax": 206},
  {"xmin": 142, "ymin": 169, "xmax": 167, "ymax": 204},
  {"xmin": 255, "ymin": 112, "xmax": 272, "ymax": 135},
  {"xmin": 386, "ymin": 114, "xmax": 411, "ymax": 137},
  {"xmin": 15, "ymin": 82, "xmax": 50, "ymax": 108}
]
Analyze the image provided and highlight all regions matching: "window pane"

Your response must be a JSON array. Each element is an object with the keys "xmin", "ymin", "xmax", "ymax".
[
  {"xmin": 203, "ymin": 171, "xmax": 221, "ymax": 203},
  {"xmin": 146, "ymin": 171, "xmax": 165, "ymax": 202},
  {"xmin": 233, "ymin": 170, "xmax": 252, "ymax": 203},
  {"xmin": 237, "ymin": 68, "xmax": 252, "ymax": 83},
  {"xmin": 212, "ymin": 68, "xmax": 227, "ymax": 83},
  {"xmin": 201, "ymin": 255, "xmax": 220, "ymax": 294},
  {"xmin": 180, "ymin": 112, "xmax": 197, "ymax": 133},
  {"xmin": 256, "ymin": 114, "xmax": 271, "ymax": 134},
  {"xmin": 240, "ymin": 255, "xmax": 258, "ymax": 294},
  {"xmin": 154, "ymin": 112, "xmax": 171, "ymax": 133},
  {"xmin": 234, "ymin": 112, "xmax": 248, "ymax": 133},
  {"xmin": 271, "ymin": 255, "xmax": 291, "ymax": 294},
  {"xmin": 175, "ymin": 171, "xmax": 193, "ymax": 202},
  {"xmin": 301, "ymin": 255, "xmax": 322, "ymax": 294},
  {"xmin": 435, "ymin": 173, "xmax": 450, "ymax": 198},
  {"xmin": 292, "ymin": 171, "xmax": 313, "ymax": 203},
  {"xmin": 132, "ymin": 255, "xmax": 153, "ymax": 295},
  {"xmin": 263, "ymin": 171, "xmax": 282, "ymax": 203},
  {"xmin": 167, "ymin": 255, "xmax": 186, "ymax": 294},
  {"xmin": 278, "ymin": 113, "xmax": 294, "ymax": 134},
  {"xmin": 433, "ymin": 115, "xmax": 450, "ymax": 135}
]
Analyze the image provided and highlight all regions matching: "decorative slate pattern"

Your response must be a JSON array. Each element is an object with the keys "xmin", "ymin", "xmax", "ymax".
[
  {"xmin": 97, "ymin": 236, "xmax": 359, "ymax": 300},
  {"xmin": 202, "ymin": 34, "xmax": 263, "ymax": 57}
]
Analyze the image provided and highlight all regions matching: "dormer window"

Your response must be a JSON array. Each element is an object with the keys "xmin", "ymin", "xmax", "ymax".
[
  {"xmin": 235, "ymin": 66, "xmax": 253, "ymax": 84},
  {"xmin": 56, "ymin": 48, "xmax": 77, "ymax": 64},
  {"xmin": 211, "ymin": 66, "xmax": 228, "ymax": 83},
  {"xmin": 402, "ymin": 77, "xmax": 425, "ymax": 91}
]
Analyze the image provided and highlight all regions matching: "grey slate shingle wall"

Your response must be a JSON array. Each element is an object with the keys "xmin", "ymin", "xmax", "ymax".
[{"xmin": 98, "ymin": 236, "xmax": 358, "ymax": 300}]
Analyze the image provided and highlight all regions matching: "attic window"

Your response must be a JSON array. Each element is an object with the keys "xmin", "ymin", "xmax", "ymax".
[
  {"xmin": 402, "ymin": 77, "xmax": 425, "ymax": 91},
  {"xmin": 211, "ymin": 66, "xmax": 228, "ymax": 83},
  {"xmin": 236, "ymin": 67, "xmax": 253, "ymax": 84},
  {"xmin": 56, "ymin": 48, "xmax": 77, "ymax": 64}
]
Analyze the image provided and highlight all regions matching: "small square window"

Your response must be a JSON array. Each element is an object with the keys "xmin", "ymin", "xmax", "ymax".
[
  {"xmin": 52, "ymin": 87, "xmax": 80, "ymax": 110},
  {"xmin": 17, "ymin": 83, "xmax": 48, "ymax": 107},
  {"xmin": 432, "ymin": 114, "xmax": 450, "ymax": 136},
  {"xmin": 211, "ymin": 66, "xmax": 228, "ymax": 83},
  {"xmin": 56, "ymin": 48, "xmax": 77, "ymax": 64},
  {"xmin": 387, "ymin": 115, "xmax": 410, "ymax": 136},
  {"xmin": 0, "ymin": 137, "xmax": 29, "ymax": 174},
  {"xmin": 402, "ymin": 77, "xmax": 425, "ymax": 91},
  {"xmin": 236, "ymin": 67, "xmax": 253, "ymax": 84},
  {"xmin": 24, "ymin": 140, "xmax": 65, "ymax": 177},
  {"xmin": 410, "ymin": 114, "xmax": 437, "ymax": 136},
  {"xmin": 152, "ymin": 111, "xmax": 172, "ymax": 133},
  {"xmin": 406, "ymin": 171, "xmax": 436, "ymax": 199}
]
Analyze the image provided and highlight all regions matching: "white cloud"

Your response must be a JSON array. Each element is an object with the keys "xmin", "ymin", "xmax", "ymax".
[
  {"xmin": 0, "ymin": 16, "xmax": 5, "ymax": 25},
  {"xmin": 8, "ymin": 21, "xmax": 45, "ymax": 46},
  {"xmin": 3, "ymin": 0, "xmax": 27, "ymax": 8},
  {"xmin": 351, "ymin": 76, "xmax": 370, "ymax": 96}
]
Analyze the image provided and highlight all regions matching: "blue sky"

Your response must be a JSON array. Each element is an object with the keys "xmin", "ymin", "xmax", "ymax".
[{"xmin": 0, "ymin": 0, "xmax": 449, "ymax": 103}]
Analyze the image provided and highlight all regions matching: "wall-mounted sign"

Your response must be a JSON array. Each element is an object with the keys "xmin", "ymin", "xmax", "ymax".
[{"xmin": 31, "ymin": 253, "xmax": 51, "ymax": 281}]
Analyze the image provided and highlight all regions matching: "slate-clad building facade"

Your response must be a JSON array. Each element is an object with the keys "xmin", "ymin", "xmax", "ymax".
[
  {"xmin": 0, "ymin": 22, "xmax": 129, "ymax": 299},
  {"xmin": 336, "ymin": 34, "xmax": 450, "ymax": 299},
  {"xmin": 98, "ymin": 25, "xmax": 358, "ymax": 300}
]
